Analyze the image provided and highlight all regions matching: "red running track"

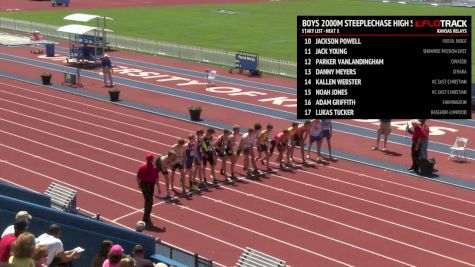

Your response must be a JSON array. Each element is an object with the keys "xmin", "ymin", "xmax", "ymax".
[
  {"xmin": 2, "ymin": 78, "xmax": 475, "ymax": 266},
  {"xmin": 0, "ymin": 45, "xmax": 473, "ymax": 183}
]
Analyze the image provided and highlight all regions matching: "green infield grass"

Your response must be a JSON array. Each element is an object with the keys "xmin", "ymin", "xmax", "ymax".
[{"xmin": 1, "ymin": 0, "xmax": 474, "ymax": 79}]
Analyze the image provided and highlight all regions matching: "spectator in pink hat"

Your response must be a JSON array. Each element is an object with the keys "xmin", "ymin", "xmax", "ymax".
[{"xmin": 102, "ymin": 244, "xmax": 123, "ymax": 267}]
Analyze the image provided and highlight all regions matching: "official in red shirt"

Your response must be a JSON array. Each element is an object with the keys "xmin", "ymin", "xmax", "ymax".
[{"xmin": 137, "ymin": 153, "xmax": 159, "ymax": 226}]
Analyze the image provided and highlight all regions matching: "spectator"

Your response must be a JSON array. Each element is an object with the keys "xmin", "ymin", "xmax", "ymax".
[
  {"xmin": 101, "ymin": 54, "xmax": 114, "ymax": 87},
  {"xmin": 8, "ymin": 232, "xmax": 35, "ymax": 267},
  {"xmin": 35, "ymin": 224, "xmax": 81, "ymax": 266},
  {"xmin": 118, "ymin": 257, "xmax": 135, "ymax": 267},
  {"xmin": 2, "ymin": 211, "xmax": 32, "ymax": 238},
  {"xmin": 137, "ymin": 153, "xmax": 160, "ymax": 226},
  {"xmin": 372, "ymin": 119, "xmax": 392, "ymax": 151},
  {"xmin": 34, "ymin": 245, "xmax": 48, "ymax": 267},
  {"xmin": 0, "ymin": 220, "xmax": 28, "ymax": 262},
  {"xmin": 91, "ymin": 240, "xmax": 113, "ymax": 267},
  {"xmin": 102, "ymin": 244, "xmax": 123, "ymax": 267},
  {"xmin": 131, "ymin": 245, "xmax": 153, "ymax": 267}
]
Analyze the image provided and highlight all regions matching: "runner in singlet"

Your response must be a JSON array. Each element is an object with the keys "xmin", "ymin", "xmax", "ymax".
[
  {"xmin": 215, "ymin": 129, "xmax": 231, "ymax": 179},
  {"xmin": 293, "ymin": 120, "xmax": 311, "ymax": 163},
  {"xmin": 250, "ymin": 123, "xmax": 261, "ymax": 173},
  {"xmin": 193, "ymin": 129, "xmax": 205, "ymax": 187},
  {"xmin": 321, "ymin": 119, "xmax": 334, "ymax": 160},
  {"xmin": 256, "ymin": 124, "xmax": 273, "ymax": 171},
  {"xmin": 154, "ymin": 150, "xmax": 176, "ymax": 198},
  {"xmin": 270, "ymin": 129, "xmax": 290, "ymax": 168},
  {"xmin": 228, "ymin": 125, "xmax": 241, "ymax": 180},
  {"xmin": 287, "ymin": 122, "xmax": 299, "ymax": 164},
  {"xmin": 307, "ymin": 119, "xmax": 323, "ymax": 162},
  {"xmin": 238, "ymin": 128, "xmax": 259, "ymax": 176},
  {"xmin": 170, "ymin": 139, "xmax": 187, "ymax": 194},
  {"xmin": 185, "ymin": 133, "xmax": 198, "ymax": 191},
  {"xmin": 202, "ymin": 128, "xmax": 217, "ymax": 184}
]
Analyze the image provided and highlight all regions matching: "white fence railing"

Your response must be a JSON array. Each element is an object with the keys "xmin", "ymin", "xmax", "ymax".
[{"xmin": 0, "ymin": 17, "xmax": 297, "ymax": 78}]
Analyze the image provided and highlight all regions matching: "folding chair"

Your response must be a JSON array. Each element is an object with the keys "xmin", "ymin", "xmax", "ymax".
[
  {"xmin": 448, "ymin": 137, "xmax": 468, "ymax": 162},
  {"xmin": 30, "ymin": 30, "xmax": 44, "ymax": 54},
  {"xmin": 205, "ymin": 69, "xmax": 216, "ymax": 87}
]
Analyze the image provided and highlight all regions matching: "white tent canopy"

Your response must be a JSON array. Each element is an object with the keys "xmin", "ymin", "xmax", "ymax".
[
  {"xmin": 63, "ymin": 13, "xmax": 113, "ymax": 22},
  {"xmin": 57, "ymin": 24, "xmax": 98, "ymax": 35}
]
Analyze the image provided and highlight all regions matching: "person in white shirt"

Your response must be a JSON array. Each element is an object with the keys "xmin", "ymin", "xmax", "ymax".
[
  {"xmin": 1, "ymin": 211, "xmax": 32, "ymax": 238},
  {"xmin": 35, "ymin": 224, "xmax": 80, "ymax": 266}
]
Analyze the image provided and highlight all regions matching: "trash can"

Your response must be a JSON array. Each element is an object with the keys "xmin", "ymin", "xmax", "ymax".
[
  {"xmin": 419, "ymin": 158, "xmax": 436, "ymax": 176},
  {"xmin": 45, "ymin": 43, "xmax": 55, "ymax": 57}
]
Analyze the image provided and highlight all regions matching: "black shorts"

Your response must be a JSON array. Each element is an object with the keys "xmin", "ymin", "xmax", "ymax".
[
  {"xmin": 225, "ymin": 147, "xmax": 234, "ymax": 157},
  {"xmin": 272, "ymin": 141, "xmax": 287, "ymax": 153},
  {"xmin": 203, "ymin": 150, "xmax": 215, "ymax": 166},
  {"xmin": 293, "ymin": 134, "xmax": 300, "ymax": 142},
  {"xmin": 171, "ymin": 162, "xmax": 184, "ymax": 171},
  {"xmin": 257, "ymin": 144, "xmax": 268, "ymax": 152}
]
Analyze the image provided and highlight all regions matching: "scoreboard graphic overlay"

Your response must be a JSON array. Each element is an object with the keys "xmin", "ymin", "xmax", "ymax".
[{"xmin": 297, "ymin": 16, "xmax": 472, "ymax": 119}]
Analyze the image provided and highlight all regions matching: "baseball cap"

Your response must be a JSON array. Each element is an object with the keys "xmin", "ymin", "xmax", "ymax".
[
  {"xmin": 110, "ymin": 244, "xmax": 124, "ymax": 255},
  {"xmin": 146, "ymin": 153, "xmax": 154, "ymax": 161},
  {"xmin": 15, "ymin": 211, "xmax": 32, "ymax": 221}
]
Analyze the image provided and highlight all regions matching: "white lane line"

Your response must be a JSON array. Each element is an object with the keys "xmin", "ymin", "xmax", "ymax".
[
  {"xmin": 2, "ymin": 84, "xmax": 474, "ymax": 206},
  {"xmin": 0, "ymin": 159, "xmax": 351, "ymax": 266}
]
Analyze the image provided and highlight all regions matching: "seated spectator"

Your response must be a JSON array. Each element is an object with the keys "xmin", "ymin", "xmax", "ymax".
[
  {"xmin": 102, "ymin": 244, "xmax": 123, "ymax": 267},
  {"xmin": 0, "ymin": 219, "xmax": 28, "ymax": 262},
  {"xmin": 118, "ymin": 257, "xmax": 135, "ymax": 267},
  {"xmin": 8, "ymin": 232, "xmax": 36, "ymax": 267},
  {"xmin": 91, "ymin": 240, "xmax": 113, "ymax": 267},
  {"xmin": 34, "ymin": 245, "xmax": 48, "ymax": 267},
  {"xmin": 2, "ymin": 211, "xmax": 32, "ymax": 238},
  {"xmin": 131, "ymin": 245, "xmax": 153, "ymax": 267},
  {"xmin": 35, "ymin": 224, "xmax": 81, "ymax": 266}
]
